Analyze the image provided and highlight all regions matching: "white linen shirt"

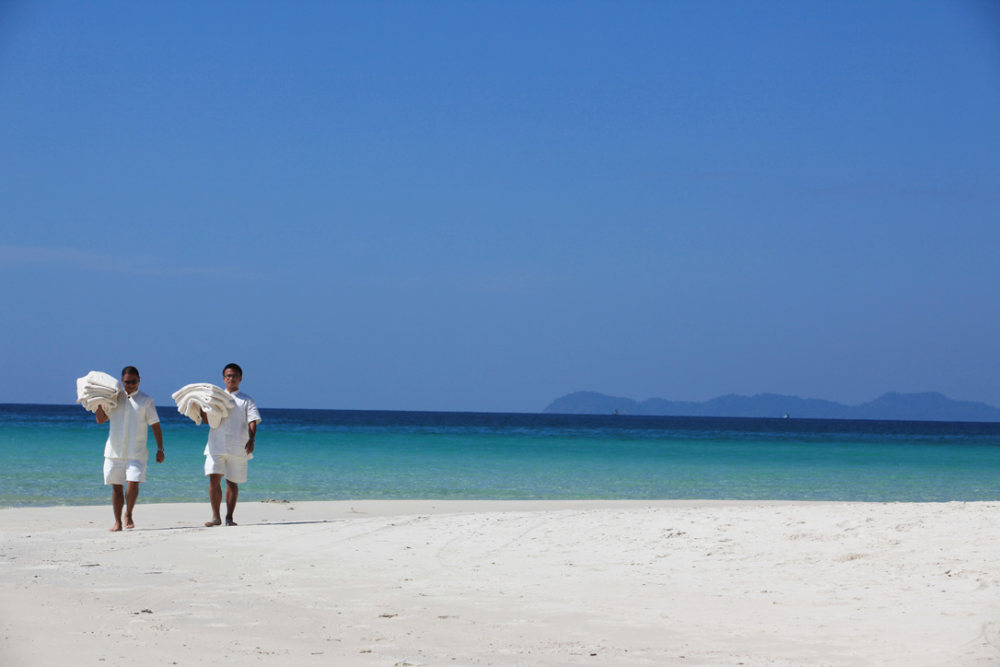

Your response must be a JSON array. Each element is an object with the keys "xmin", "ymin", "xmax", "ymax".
[
  {"xmin": 103, "ymin": 390, "xmax": 160, "ymax": 461},
  {"xmin": 204, "ymin": 390, "xmax": 261, "ymax": 457}
]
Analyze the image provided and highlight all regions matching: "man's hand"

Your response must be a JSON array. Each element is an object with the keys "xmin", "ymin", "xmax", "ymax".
[
  {"xmin": 151, "ymin": 424, "xmax": 164, "ymax": 462},
  {"xmin": 245, "ymin": 439, "xmax": 255, "ymax": 455}
]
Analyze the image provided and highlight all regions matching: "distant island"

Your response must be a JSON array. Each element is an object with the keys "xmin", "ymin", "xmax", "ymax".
[{"xmin": 543, "ymin": 391, "xmax": 1000, "ymax": 422}]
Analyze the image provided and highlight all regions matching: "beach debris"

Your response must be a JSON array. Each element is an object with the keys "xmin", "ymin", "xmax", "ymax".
[
  {"xmin": 262, "ymin": 498, "xmax": 290, "ymax": 503},
  {"xmin": 132, "ymin": 609, "xmax": 153, "ymax": 615}
]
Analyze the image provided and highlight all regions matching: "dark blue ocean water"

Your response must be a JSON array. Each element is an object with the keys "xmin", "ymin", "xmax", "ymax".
[{"xmin": 1, "ymin": 403, "xmax": 999, "ymax": 507}]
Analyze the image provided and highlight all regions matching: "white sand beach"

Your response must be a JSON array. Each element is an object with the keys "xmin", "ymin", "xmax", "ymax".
[{"xmin": 2, "ymin": 500, "xmax": 998, "ymax": 666}]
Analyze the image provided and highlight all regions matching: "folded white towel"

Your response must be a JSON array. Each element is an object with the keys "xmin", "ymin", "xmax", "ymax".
[
  {"xmin": 76, "ymin": 371, "xmax": 123, "ymax": 414},
  {"xmin": 171, "ymin": 383, "xmax": 235, "ymax": 428}
]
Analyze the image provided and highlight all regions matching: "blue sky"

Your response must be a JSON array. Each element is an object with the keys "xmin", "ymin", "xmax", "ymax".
[{"xmin": 1, "ymin": 1, "xmax": 998, "ymax": 412}]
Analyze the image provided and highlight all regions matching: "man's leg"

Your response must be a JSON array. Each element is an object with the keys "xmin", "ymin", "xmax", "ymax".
[
  {"xmin": 110, "ymin": 484, "xmax": 124, "ymax": 532},
  {"xmin": 206, "ymin": 474, "xmax": 223, "ymax": 527},
  {"xmin": 123, "ymin": 481, "xmax": 140, "ymax": 529},
  {"xmin": 225, "ymin": 480, "xmax": 239, "ymax": 526}
]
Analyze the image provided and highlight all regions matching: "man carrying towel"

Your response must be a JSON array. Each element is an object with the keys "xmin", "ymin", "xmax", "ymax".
[
  {"xmin": 201, "ymin": 363, "xmax": 260, "ymax": 527},
  {"xmin": 95, "ymin": 366, "xmax": 164, "ymax": 532}
]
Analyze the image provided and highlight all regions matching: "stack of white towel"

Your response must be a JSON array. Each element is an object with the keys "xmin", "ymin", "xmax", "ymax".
[
  {"xmin": 76, "ymin": 371, "xmax": 123, "ymax": 414},
  {"xmin": 171, "ymin": 383, "xmax": 235, "ymax": 428}
]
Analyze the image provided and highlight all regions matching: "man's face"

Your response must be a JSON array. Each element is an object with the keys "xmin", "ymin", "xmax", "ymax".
[
  {"xmin": 121, "ymin": 372, "xmax": 140, "ymax": 394},
  {"xmin": 223, "ymin": 369, "xmax": 241, "ymax": 393}
]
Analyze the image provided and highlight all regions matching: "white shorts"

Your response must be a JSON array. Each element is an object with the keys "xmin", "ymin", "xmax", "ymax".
[
  {"xmin": 205, "ymin": 453, "xmax": 249, "ymax": 484},
  {"xmin": 104, "ymin": 458, "xmax": 146, "ymax": 485}
]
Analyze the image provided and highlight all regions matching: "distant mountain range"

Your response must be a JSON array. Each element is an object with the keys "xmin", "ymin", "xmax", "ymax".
[{"xmin": 543, "ymin": 391, "xmax": 1000, "ymax": 422}]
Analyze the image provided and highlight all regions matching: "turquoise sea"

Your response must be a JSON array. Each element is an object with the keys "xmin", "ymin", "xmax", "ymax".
[{"xmin": 2, "ymin": 403, "xmax": 999, "ymax": 507}]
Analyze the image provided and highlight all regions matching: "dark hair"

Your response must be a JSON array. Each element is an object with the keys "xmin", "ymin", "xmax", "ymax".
[
  {"xmin": 121, "ymin": 366, "xmax": 140, "ymax": 378},
  {"xmin": 223, "ymin": 363, "xmax": 243, "ymax": 378}
]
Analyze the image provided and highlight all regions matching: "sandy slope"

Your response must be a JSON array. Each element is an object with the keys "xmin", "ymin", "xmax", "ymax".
[{"xmin": 2, "ymin": 500, "xmax": 998, "ymax": 665}]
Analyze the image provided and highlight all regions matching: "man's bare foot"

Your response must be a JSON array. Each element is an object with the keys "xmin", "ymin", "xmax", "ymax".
[
  {"xmin": 225, "ymin": 518, "xmax": 237, "ymax": 526},
  {"xmin": 204, "ymin": 518, "xmax": 222, "ymax": 527},
  {"xmin": 124, "ymin": 515, "xmax": 135, "ymax": 530},
  {"xmin": 110, "ymin": 523, "xmax": 123, "ymax": 532}
]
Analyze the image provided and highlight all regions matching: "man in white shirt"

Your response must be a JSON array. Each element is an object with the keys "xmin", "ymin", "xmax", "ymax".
[
  {"xmin": 202, "ymin": 363, "xmax": 260, "ymax": 527},
  {"xmin": 95, "ymin": 366, "xmax": 164, "ymax": 532}
]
